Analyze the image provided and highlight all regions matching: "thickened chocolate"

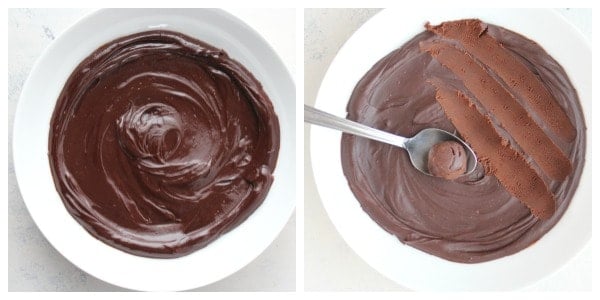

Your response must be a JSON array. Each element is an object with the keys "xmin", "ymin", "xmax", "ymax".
[
  {"xmin": 341, "ymin": 20, "xmax": 585, "ymax": 263},
  {"xmin": 427, "ymin": 141, "xmax": 467, "ymax": 180},
  {"xmin": 49, "ymin": 30, "xmax": 280, "ymax": 258}
]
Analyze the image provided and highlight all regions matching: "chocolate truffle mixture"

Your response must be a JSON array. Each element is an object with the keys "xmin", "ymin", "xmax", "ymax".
[
  {"xmin": 49, "ymin": 31, "xmax": 280, "ymax": 258},
  {"xmin": 427, "ymin": 141, "xmax": 467, "ymax": 180},
  {"xmin": 341, "ymin": 20, "xmax": 585, "ymax": 263}
]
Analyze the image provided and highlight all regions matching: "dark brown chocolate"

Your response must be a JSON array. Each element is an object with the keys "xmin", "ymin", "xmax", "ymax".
[
  {"xmin": 426, "ymin": 19, "xmax": 576, "ymax": 141},
  {"xmin": 430, "ymin": 78, "xmax": 555, "ymax": 219},
  {"xmin": 49, "ymin": 30, "xmax": 280, "ymax": 258},
  {"xmin": 427, "ymin": 140, "xmax": 467, "ymax": 180},
  {"xmin": 420, "ymin": 39, "xmax": 571, "ymax": 181},
  {"xmin": 341, "ymin": 20, "xmax": 585, "ymax": 263}
]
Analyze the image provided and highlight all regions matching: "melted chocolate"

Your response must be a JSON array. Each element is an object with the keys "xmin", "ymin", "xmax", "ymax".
[
  {"xmin": 341, "ymin": 20, "xmax": 585, "ymax": 263},
  {"xmin": 49, "ymin": 30, "xmax": 280, "ymax": 258}
]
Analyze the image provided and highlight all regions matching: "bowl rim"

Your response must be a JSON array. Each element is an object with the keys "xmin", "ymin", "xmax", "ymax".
[
  {"xmin": 311, "ymin": 7, "xmax": 590, "ymax": 291},
  {"xmin": 13, "ymin": 8, "xmax": 296, "ymax": 291}
]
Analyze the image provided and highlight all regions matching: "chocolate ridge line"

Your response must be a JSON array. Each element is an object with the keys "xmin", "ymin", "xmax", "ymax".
[
  {"xmin": 426, "ymin": 19, "xmax": 576, "ymax": 142},
  {"xmin": 429, "ymin": 78, "xmax": 555, "ymax": 219},
  {"xmin": 420, "ymin": 40, "xmax": 572, "ymax": 181}
]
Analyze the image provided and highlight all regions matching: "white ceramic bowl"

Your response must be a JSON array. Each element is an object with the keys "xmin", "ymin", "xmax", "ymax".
[
  {"xmin": 13, "ymin": 8, "xmax": 295, "ymax": 291},
  {"xmin": 311, "ymin": 8, "xmax": 590, "ymax": 291}
]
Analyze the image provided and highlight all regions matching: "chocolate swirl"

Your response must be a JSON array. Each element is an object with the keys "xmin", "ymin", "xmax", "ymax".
[{"xmin": 49, "ymin": 30, "xmax": 280, "ymax": 258}]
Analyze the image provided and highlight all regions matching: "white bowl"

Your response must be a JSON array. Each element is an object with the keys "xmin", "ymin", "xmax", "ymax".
[
  {"xmin": 311, "ymin": 8, "xmax": 590, "ymax": 291},
  {"xmin": 13, "ymin": 8, "xmax": 295, "ymax": 291}
]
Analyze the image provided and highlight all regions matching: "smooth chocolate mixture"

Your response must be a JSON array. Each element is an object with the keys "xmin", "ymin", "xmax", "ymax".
[
  {"xmin": 49, "ymin": 31, "xmax": 280, "ymax": 258},
  {"xmin": 341, "ymin": 20, "xmax": 585, "ymax": 263}
]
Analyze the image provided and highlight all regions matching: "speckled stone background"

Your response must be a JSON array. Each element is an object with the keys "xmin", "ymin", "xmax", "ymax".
[
  {"xmin": 304, "ymin": 8, "xmax": 591, "ymax": 291},
  {"xmin": 8, "ymin": 8, "xmax": 295, "ymax": 292}
]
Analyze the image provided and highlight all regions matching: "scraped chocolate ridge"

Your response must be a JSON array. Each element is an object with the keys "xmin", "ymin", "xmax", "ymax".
[
  {"xmin": 421, "ymin": 40, "xmax": 572, "ymax": 183},
  {"xmin": 430, "ymin": 78, "xmax": 555, "ymax": 219},
  {"xmin": 341, "ymin": 20, "xmax": 585, "ymax": 263},
  {"xmin": 426, "ymin": 20, "xmax": 576, "ymax": 141},
  {"xmin": 49, "ymin": 31, "xmax": 280, "ymax": 258}
]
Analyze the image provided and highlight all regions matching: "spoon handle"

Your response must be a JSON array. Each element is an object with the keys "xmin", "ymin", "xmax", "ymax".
[{"xmin": 304, "ymin": 105, "xmax": 407, "ymax": 148}]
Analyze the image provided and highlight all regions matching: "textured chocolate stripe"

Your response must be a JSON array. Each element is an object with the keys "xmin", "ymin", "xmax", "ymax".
[
  {"xmin": 429, "ymin": 78, "xmax": 555, "ymax": 219},
  {"xmin": 426, "ymin": 19, "xmax": 576, "ymax": 141},
  {"xmin": 421, "ymin": 41, "xmax": 572, "ymax": 181}
]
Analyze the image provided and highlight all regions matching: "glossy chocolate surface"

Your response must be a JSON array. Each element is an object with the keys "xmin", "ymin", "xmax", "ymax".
[{"xmin": 49, "ymin": 30, "xmax": 280, "ymax": 258}]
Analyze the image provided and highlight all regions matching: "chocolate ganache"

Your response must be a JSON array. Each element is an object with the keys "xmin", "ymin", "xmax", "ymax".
[
  {"xmin": 49, "ymin": 30, "xmax": 280, "ymax": 258},
  {"xmin": 427, "ymin": 140, "xmax": 467, "ymax": 180},
  {"xmin": 341, "ymin": 20, "xmax": 585, "ymax": 263}
]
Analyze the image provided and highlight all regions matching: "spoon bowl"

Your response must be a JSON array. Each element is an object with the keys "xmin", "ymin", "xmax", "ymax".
[
  {"xmin": 405, "ymin": 128, "xmax": 477, "ymax": 176},
  {"xmin": 305, "ymin": 105, "xmax": 477, "ymax": 177}
]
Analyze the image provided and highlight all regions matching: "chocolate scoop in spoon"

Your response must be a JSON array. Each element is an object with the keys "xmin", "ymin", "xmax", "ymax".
[{"xmin": 305, "ymin": 105, "xmax": 477, "ymax": 178}]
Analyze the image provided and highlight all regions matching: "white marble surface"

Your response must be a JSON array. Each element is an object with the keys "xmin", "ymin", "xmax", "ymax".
[
  {"xmin": 8, "ymin": 8, "xmax": 295, "ymax": 292},
  {"xmin": 304, "ymin": 8, "xmax": 592, "ymax": 291}
]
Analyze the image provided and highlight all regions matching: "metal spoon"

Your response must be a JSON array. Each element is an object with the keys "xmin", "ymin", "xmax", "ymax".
[{"xmin": 305, "ymin": 105, "xmax": 477, "ymax": 177}]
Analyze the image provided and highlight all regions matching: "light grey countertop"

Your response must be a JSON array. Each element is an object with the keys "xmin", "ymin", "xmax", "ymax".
[
  {"xmin": 304, "ymin": 8, "xmax": 591, "ymax": 291},
  {"xmin": 8, "ymin": 8, "xmax": 295, "ymax": 292}
]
